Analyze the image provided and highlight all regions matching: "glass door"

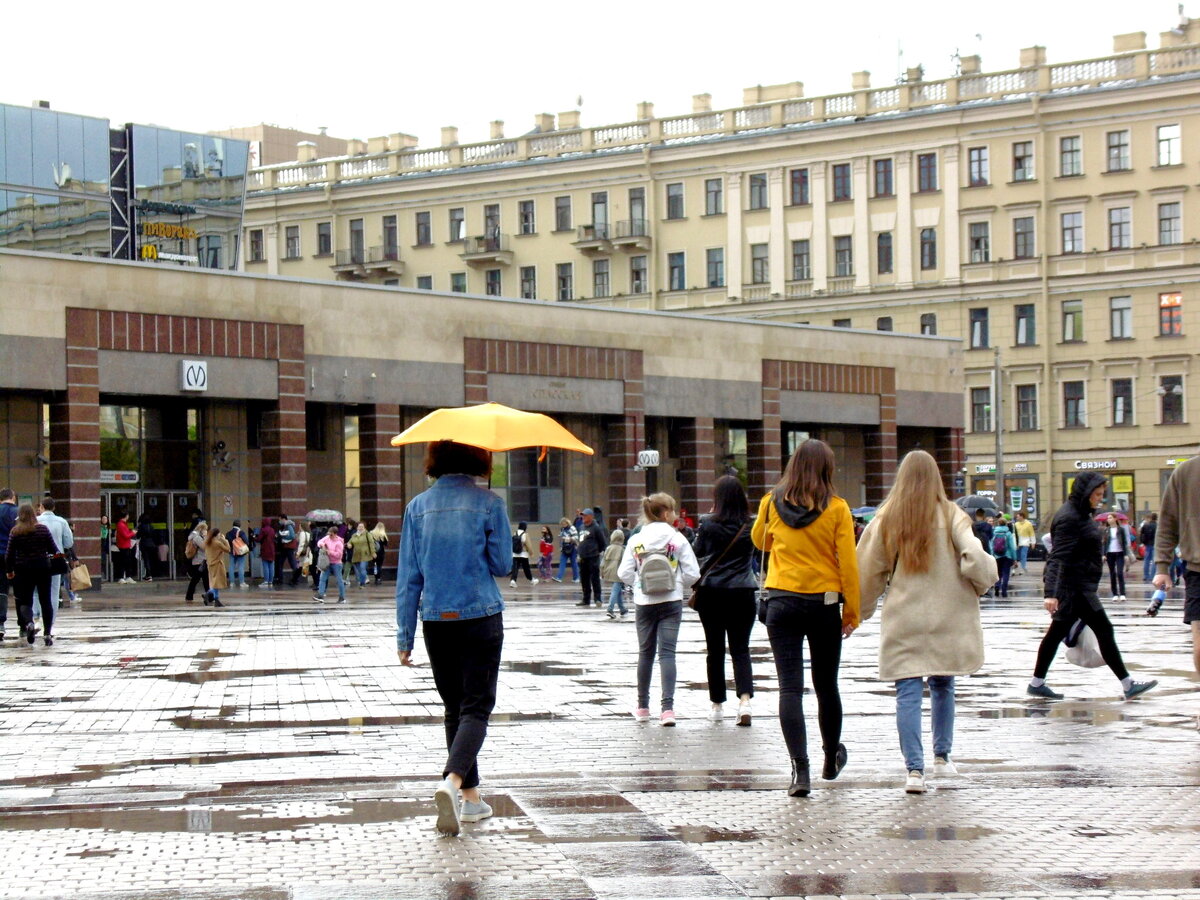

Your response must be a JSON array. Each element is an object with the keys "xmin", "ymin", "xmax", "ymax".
[
  {"xmin": 142, "ymin": 492, "xmax": 170, "ymax": 579},
  {"xmin": 171, "ymin": 492, "xmax": 201, "ymax": 579}
]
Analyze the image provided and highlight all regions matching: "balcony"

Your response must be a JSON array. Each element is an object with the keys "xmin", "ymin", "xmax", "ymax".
[
  {"xmin": 364, "ymin": 245, "xmax": 404, "ymax": 275},
  {"xmin": 572, "ymin": 223, "xmax": 612, "ymax": 254},
  {"xmin": 610, "ymin": 219, "xmax": 652, "ymax": 251},
  {"xmin": 331, "ymin": 247, "xmax": 367, "ymax": 280},
  {"xmin": 460, "ymin": 234, "xmax": 513, "ymax": 266}
]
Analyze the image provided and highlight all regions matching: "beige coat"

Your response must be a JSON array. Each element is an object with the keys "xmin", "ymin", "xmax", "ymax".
[
  {"xmin": 204, "ymin": 533, "xmax": 231, "ymax": 590},
  {"xmin": 858, "ymin": 502, "xmax": 997, "ymax": 682}
]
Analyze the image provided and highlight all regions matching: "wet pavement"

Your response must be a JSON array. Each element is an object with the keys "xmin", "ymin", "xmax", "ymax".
[{"xmin": 0, "ymin": 566, "xmax": 1197, "ymax": 899}]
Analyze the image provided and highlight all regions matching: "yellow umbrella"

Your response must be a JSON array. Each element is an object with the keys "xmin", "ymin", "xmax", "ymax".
[{"xmin": 390, "ymin": 402, "xmax": 594, "ymax": 456}]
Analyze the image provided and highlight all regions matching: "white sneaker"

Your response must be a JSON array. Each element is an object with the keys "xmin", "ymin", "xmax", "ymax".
[
  {"xmin": 933, "ymin": 755, "xmax": 958, "ymax": 777},
  {"xmin": 708, "ymin": 703, "xmax": 723, "ymax": 721},
  {"xmin": 433, "ymin": 777, "xmax": 461, "ymax": 835},
  {"xmin": 905, "ymin": 770, "xmax": 926, "ymax": 793},
  {"xmin": 531, "ymin": 578, "xmax": 539, "ymax": 585},
  {"xmin": 736, "ymin": 700, "xmax": 752, "ymax": 727},
  {"xmin": 509, "ymin": 580, "xmax": 517, "ymax": 588}
]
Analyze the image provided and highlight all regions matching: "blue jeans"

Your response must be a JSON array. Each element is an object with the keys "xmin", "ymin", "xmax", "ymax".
[
  {"xmin": 635, "ymin": 601, "xmax": 682, "ymax": 711},
  {"xmin": 353, "ymin": 560, "xmax": 368, "ymax": 586},
  {"xmin": 556, "ymin": 548, "xmax": 578, "ymax": 581},
  {"xmin": 318, "ymin": 562, "xmax": 345, "ymax": 600},
  {"xmin": 231, "ymin": 553, "xmax": 247, "ymax": 584},
  {"xmin": 1018, "ymin": 544, "xmax": 1029, "ymax": 571},
  {"xmin": 607, "ymin": 582, "xmax": 627, "ymax": 614},
  {"xmin": 261, "ymin": 559, "xmax": 275, "ymax": 584},
  {"xmin": 1143, "ymin": 550, "xmax": 1154, "ymax": 583},
  {"xmin": 895, "ymin": 676, "xmax": 955, "ymax": 773}
]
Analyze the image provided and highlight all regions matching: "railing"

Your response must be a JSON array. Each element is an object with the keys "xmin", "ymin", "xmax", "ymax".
[
  {"xmin": 576, "ymin": 223, "xmax": 610, "ymax": 241},
  {"xmin": 613, "ymin": 218, "xmax": 649, "ymax": 238},
  {"xmin": 786, "ymin": 280, "xmax": 813, "ymax": 299},
  {"xmin": 827, "ymin": 277, "xmax": 857, "ymax": 294},
  {"xmin": 247, "ymin": 43, "xmax": 1200, "ymax": 193},
  {"xmin": 368, "ymin": 244, "xmax": 400, "ymax": 263},
  {"xmin": 742, "ymin": 284, "xmax": 770, "ymax": 301},
  {"xmin": 463, "ymin": 234, "xmax": 509, "ymax": 254},
  {"xmin": 335, "ymin": 248, "xmax": 365, "ymax": 266}
]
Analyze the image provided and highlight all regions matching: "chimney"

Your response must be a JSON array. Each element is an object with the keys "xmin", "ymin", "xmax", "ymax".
[
  {"xmin": 906, "ymin": 66, "xmax": 924, "ymax": 83},
  {"xmin": 959, "ymin": 54, "xmax": 982, "ymax": 74},
  {"xmin": 532, "ymin": 113, "xmax": 555, "ymax": 132},
  {"xmin": 440, "ymin": 126, "xmax": 459, "ymax": 146},
  {"xmin": 1019, "ymin": 46, "xmax": 1046, "ymax": 67},
  {"xmin": 36, "ymin": 100, "xmax": 50, "ymax": 109},
  {"xmin": 636, "ymin": 101, "xmax": 655, "ymax": 120},
  {"xmin": 851, "ymin": 71, "xmax": 871, "ymax": 90},
  {"xmin": 389, "ymin": 132, "xmax": 419, "ymax": 150},
  {"xmin": 1113, "ymin": 32, "xmax": 1146, "ymax": 52},
  {"xmin": 297, "ymin": 141, "xmax": 317, "ymax": 162},
  {"xmin": 557, "ymin": 110, "xmax": 580, "ymax": 130},
  {"xmin": 490, "ymin": 120, "xmax": 505, "ymax": 139},
  {"xmin": 346, "ymin": 138, "xmax": 366, "ymax": 155},
  {"xmin": 692, "ymin": 93, "xmax": 712, "ymax": 113},
  {"xmin": 367, "ymin": 136, "xmax": 388, "ymax": 154}
]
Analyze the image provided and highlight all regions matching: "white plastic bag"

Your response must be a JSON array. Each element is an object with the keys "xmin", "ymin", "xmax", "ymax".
[{"xmin": 1065, "ymin": 619, "xmax": 1104, "ymax": 668}]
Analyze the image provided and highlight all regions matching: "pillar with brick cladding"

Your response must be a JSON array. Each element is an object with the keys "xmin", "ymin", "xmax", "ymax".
[
  {"xmin": 935, "ymin": 427, "xmax": 965, "ymax": 499},
  {"xmin": 261, "ymin": 327, "xmax": 307, "ymax": 517},
  {"xmin": 359, "ymin": 404, "xmax": 405, "ymax": 578},
  {"xmin": 863, "ymin": 371, "xmax": 898, "ymax": 506},
  {"xmin": 677, "ymin": 417, "xmax": 717, "ymax": 522},
  {"xmin": 747, "ymin": 360, "xmax": 783, "ymax": 504}
]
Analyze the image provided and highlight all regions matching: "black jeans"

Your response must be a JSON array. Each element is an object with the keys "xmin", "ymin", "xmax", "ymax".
[
  {"xmin": 508, "ymin": 557, "xmax": 533, "ymax": 582},
  {"xmin": 695, "ymin": 587, "xmax": 756, "ymax": 702},
  {"xmin": 185, "ymin": 562, "xmax": 210, "ymax": 601},
  {"xmin": 276, "ymin": 548, "xmax": 299, "ymax": 584},
  {"xmin": 1106, "ymin": 552, "xmax": 1127, "ymax": 596},
  {"xmin": 423, "ymin": 612, "xmax": 504, "ymax": 790},
  {"xmin": 13, "ymin": 563, "xmax": 53, "ymax": 636},
  {"xmin": 0, "ymin": 569, "xmax": 9, "ymax": 629},
  {"xmin": 996, "ymin": 557, "xmax": 1014, "ymax": 596},
  {"xmin": 1034, "ymin": 593, "xmax": 1128, "ymax": 680},
  {"xmin": 579, "ymin": 556, "xmax": 601, "ymax": 603},
  {"xmin": 765, "ymin": 594, "xmax": 843, "ymax": 764}
]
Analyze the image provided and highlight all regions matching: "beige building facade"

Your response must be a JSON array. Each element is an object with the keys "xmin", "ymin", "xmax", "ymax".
[{"xmin": 241, "ymin": 23, "xmax": 1200, "ymax": 522}]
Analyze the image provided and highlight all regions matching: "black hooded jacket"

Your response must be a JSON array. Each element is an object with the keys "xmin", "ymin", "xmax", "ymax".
[
  {"xmin": 692, "ymin": 515, "xmax": 757, "ymax": 590},
  {"xmin": 1043, "ymin": 472, "xmax": 1106, "ymax": 601}
]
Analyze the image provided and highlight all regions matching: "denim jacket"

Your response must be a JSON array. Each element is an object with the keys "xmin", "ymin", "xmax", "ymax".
[{"xmin": 396, "ymin": 474, "xmax": 510, "ymax": 651}]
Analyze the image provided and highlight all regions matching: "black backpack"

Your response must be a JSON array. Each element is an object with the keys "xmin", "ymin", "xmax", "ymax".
[{"xmin": 512, "ymin": 531, "xmax": 523, "ymax": 554}]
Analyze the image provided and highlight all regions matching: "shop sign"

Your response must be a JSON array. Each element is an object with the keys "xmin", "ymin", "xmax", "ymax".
[
  {"xmin": 637, "ymin": 449, "xmax": 660, "ymax": 468},
  {"xmin": 1166, "ymin": 457, "xmax": 1192, "ymax": 467},
  {"xmin": 1011, "ymin": 463, "xmax": 1028, "ymax": 472},
  {"xmin": 181, "ymin": 360, "xmax": 208, "ymax": 392},
  {"xmin": 974, "ymin": 464, "xmax": 995, "ymax": 474},
  {"xmin": 101, "ymin": 470, "xmax": 139, "ymax": 484},
  {"xmin": 139, "ymin": 222, "xmax": 198, "ymax": 241},
  {"xmin": 1112, "ymin": 475, "xmax": 1133, "ymax": 493},
  {"xmin": 1073, "ymin": 459, "xmax": 1118, "ymax": 470}
]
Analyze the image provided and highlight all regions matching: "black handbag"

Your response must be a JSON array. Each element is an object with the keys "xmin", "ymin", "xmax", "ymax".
[{"xmin": 49, "ymin": 553, "xmax": 69, "ymax": 576}]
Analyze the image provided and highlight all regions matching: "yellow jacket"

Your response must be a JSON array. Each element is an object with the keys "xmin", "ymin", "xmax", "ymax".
[{"xmin": 751, "ymin": 492, "xmax": 862, "ymax": 628}]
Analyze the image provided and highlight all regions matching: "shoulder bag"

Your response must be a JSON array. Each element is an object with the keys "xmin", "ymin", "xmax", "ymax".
[{"xmin": 688, "ymin": 522, "xmax": 748, "ymax": 609}]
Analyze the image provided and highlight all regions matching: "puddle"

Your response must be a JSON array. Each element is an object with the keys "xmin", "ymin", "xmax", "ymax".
[
  {"xmin": 170, "ymin": 711, "xmax": 555, "ymax": 730},
  {"xmin": 979, "ymin": 706, "xmax": 1130, "ymax": 724},
  {"xmin": 9, "ymin": 750, "xmax": 341, "ymax": 787},
  {"xmin": 880, "ymin": 825, "xmax": 997, "ymax": 841},
  {"xmin": 672, "ymin": 825, "xmax": 761, "ymax": 842},
  {"xmin": 156, "ymin": 667, "xmax": 311, "ymax": 684},
  {"xmin": 502, "ymin": 661, "xmax": 587, "ymax": 676}
]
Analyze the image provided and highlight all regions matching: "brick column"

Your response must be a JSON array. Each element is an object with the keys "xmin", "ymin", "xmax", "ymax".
[
  {"xmin": 747, "ymin": 359, "xmax": 783, "ymax": 503},
  {"xmin": 607, "ymin": 352, "xmax": 645, "ymax": 522},
  {"xmin": 359, "ymin": 404, "xmax": 405, "ymax": 577},
  {"xmin": 262, "ymin": 326, "xmax": 307, "ymax": 517},
  {"xmin": 935, "ymin": 427, "xmax": 965, "ymax": 499},
  {"xmin": 863, "ymin": 369, "xmax": 898, "ymax": 506},
  {"xmin": 50, "ymin": 309, "xmax": 102, "ymax": 585},
  {"xmin": 677, "ymin": 417, "xmax": 717, "ymax": 521}
]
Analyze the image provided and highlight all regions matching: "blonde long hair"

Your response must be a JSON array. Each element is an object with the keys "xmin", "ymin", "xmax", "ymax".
[
  {"xmin": 371, "ymin": 522, "xmax": 387, "ymax": 540},
  {"xmin": 873, "ymin": 450, "xmax": 950, "ymax": 574}
]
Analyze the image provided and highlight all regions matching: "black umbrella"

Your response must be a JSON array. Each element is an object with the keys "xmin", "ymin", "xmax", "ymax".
[{"xmin": 955, "ymin": 494, "xmax": 1001, "ymax": 514}]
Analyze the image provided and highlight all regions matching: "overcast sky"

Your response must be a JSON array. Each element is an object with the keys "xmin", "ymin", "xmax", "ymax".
[{"xmin": 4, "ymin": 1, "xmax": 1190, "ymax": 149}]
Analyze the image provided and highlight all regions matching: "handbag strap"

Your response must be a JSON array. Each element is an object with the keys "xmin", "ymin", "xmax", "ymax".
[{"xmin": 697, "ymin": 521, "xmax": 748, "ymax": 586}]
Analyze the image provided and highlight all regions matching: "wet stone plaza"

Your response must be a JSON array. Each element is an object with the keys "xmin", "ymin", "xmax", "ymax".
[{"xmin": 0, "ymin": 566, "xmax": 1197, "ymax": 900}]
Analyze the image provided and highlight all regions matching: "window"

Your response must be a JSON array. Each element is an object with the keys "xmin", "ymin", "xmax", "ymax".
[
  {"xmin": 349, "ymin": 218, "xmax": 364, "ymax": 262},
  {"xmin": 554, "ymin": 196, "xmax": 572, "ymax": 231},
  {"xmin": 1062, "ymin": 299, "xmax": 1084, "ymax": 342},
  {"xmin": 667, "ymin": 252, "xmax": 686, "ymax": 291},
  {"xmin": 969, "ymin": 222, "xmax": 990, "ymax": 263},
  {"xmin": 1015, "ymin": 304, "xmax": 1036, "ymax": 345},
  {"xmin": 449, "ymin": 207, "xmax": 465, "ymax": 242},
  {"xmin": 316, "ymin": 221, "xmax": 332, "ymax": 255},
  {"xmin": 383, "ymin": 279, "xmax": 399, "ymax": 287},
  {"xmin": 1160, "ymin": 374, "xmax": 1184, "ymax": 424},
  {"xmin": 876, "ymin": 232, "xmax": 893, "ymax": 274},
  {"xmin": 556, "ymin": 263, "xmax": 574, "ymax": 301},
  {"xmin": 382, "ymin": 215, "xmax": 398, "ymax": 259},
  {"xmin": 592, "ymin": 259, "xmax": 610, "ymax": 298},
  {"xmin": 968, "ymin": 146, "xmax": 989, "ymax": 186},
  {"xmin": 485, "ymin": 268, "xmax": 501, "ymax": 297},
  {"xmin": 748, "ymin": 173, "xmax": 768, "ymax": 210},
  {"xmin": 1016, "ymin": 384, "xmax": 1039, "ymax": 431},
  {"xmin": 415, "ymin": 211, "xmax": 432, "ymax": 246},
  {"xmin": 284, "ymin": 225, "xmax": 300, "ymax": 259},
  {"xmin": 1013, "ymin": 216, "xmax": 1036, "ymax": 259},
  {"xmin": 971, "ymin": 387, "xmax": 992, "ymax": 432},
  {"xmin": 519, "ymin": 200, "xmax": 536, "ymax": 235},
  {"xmin": 1063, "ymin": 381, "xmax": 1086, "ymax": 428},
  {"xmin": 789, "ymin": 168, "xmax": 810, "ymax": 205},
  {"xmin": 1159, "ymin": 202, "xmax": 1181, "ymax": 245},
  {"xmin": 629, "ymin": 187, "xmax": 646, "ymax": 231},
  {"xmin": 1012, "ymin": 141, "xmax": 1034, "ymax": 181},
  {"xmin": 450, "ymin": 272, "xmax": 467, "ymax": 293},
  {"xmin": 969, "ymin": 308, "xmax": 989, "ymax": 348},
  {"xmin": 1111, "ymin": 378, "xmax": 1133, "ymax": 426},
  {"xmin": 1108, "ymin": 207, "xmax": 1131, "ymax": 250},
  {"xmin": 1110, "ymin": 296, "xmax": 1132, "ymax": 339},
  {"xmin": 917, "ymin": 152, "xmax": 938, "ymax": 191},
  {"xmin": 705, "ymin": 178, "xmax": 724, "ymax": 215},
  {"xmin": 197, "ymin": 234, "xmax": 221, "ymax": 268},
  {"xmin": 791, "ymin": 240, "xmax": 811, "ymax": 280},
  {"xmin": 833, "ymin": 318, "xmax": 851, "ymax": 328},
  {"xmin": 706, "ymin": 248, "xmax": 724, "ymax": 287},
  {"xmin": 1060, "ymin": 212, "xmax": 1082, "ymax": 254},
  {"xmin": 831, "ymin": 163, "xmax": 851, "ymax": 201},
  {"xmin": 1059, "ymin": 136, "xmax": 1082, "ymax": 176},
  {"xmin": 833, "ymin": 236, "xmax": 853, "ymax": 276},
  {"xmin": 876, "ymin": 316, "xmax": 893, "ymax": 332},
  {"xmin": 630, "ymin": 256, "xmax": 647, "ymax": 293},
  {"xmin": 750, "ymin": 243, "xmax": 769, "ymax": 283},
  {"xmin": 919, "ymin": 228, "xmax": 937, "ymax": 270},
  {"xmin": 1157, "ymin": 124, "xmax": 1182, "ymax": 166},
  {"xmin": 920, "ymin": 312, "xmax": 937, "ymax": 335},
  {"xmin": 248, "ymin": 228, "xmax": 264, "ymax": 261},
  {"xmin": 416, "ymin": 275, "xmax": 433, "ymax": 290},
  {"xmin": 519, "ymin": 266, "xmax": 536, "ymax": 299},
  {"xmin": 874, "ymin": 158, "xmax": 893, "ymax": 196},
  {"xmin": 1106, "ymin": 130, "xmax": 1130, "ymax": 171},
  {"xmin": 1159, "ymin": 292, "xmax": 1182, "ymax": 336},
  {"xmin": 665, "ymin": 183, "xmax": 684, "ymax": 219},
  {"xmin": 590, "ymin": 192, "xmax": 608, "ymax": 236},
  {"xmin": 483, "ymin": 204, "xmax": 500, "ymax": 241}
]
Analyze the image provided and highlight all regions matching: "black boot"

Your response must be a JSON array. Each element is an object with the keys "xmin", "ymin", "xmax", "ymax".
[
  {"xmin": 788, "ymin": 758, "xmax": 810, "ymax": 797},
  {"xmin": 822, "ymin": 743, "xmax": 848, "ymax": 780}
]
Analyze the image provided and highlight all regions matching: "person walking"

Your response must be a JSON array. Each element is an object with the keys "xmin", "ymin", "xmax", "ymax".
[
  {"xmin": 227, "ymin": 520, "xmax": 251, "ymax": 589},
  {"xmin": 991, "ymin": 516, "xmax": 1017, "ymax": 597},
  {"xmin": 370, "ymin": 522, "xmax": 389, "ymax": 584},
  {"xmin": 35, "ymin": 498, "xmax": 74, "ymax": 629},
  {"xmin": 184, "ymin": 521, "xmax": 210, "ymax": 603},
  {"xmin": 576, "ymin": 509, "xmax": 607, "ymax": 607},
  {"xmin": 1153, "ymin": 454, "xmax": 1200, "ymax": 719},
  {"xmin": 275, "ymin": 514, "xmax": 299, "ymax": 587},
  {"xmin": 692, "ymin": 475, "xmax": 758, "ymax": 726},
  {"xmin": 347, "ymin": 521, "xmax": 377, "ymax": 588},
  {"xmin": 1103, "ymin": 512, "xmax": 1130, "ymax": 601},
  {"xmin": 751, "ymin": 438, "xmax": 860, "ymax": 798},
  {"xmin": 537, "ymin": 526, "xmax": 554, "ymax": 581},
  {"xmin": 600, "ymin": 529, "xmax": 627, "ymax": 619},
  {"xmin": 507, "ymin": 522, "xmax": 538, "ymax": 588},
  {"xmin": 202, "ymin": 524, "xmax": 229, "ymax": 607},
  {"xmin": 1014, "ymin": 511, "xmax": 1036, "ymax": 575},
  {"xmin": 1139, "ymin": 513, "xmax": 1158, "ymax": 584},
  {"xmin": 3, "ymin": 504, "xmax": 58, "ymax": 646},
  {"xmin": 313, "ymin": 527, "xmax": 347, "ymax": 603},
  {"xmin": 0, "ymin": 487, "xmax": 18, "ymax": 640},
  {"xmin": 1028, "ymin": 473, "xmax": 1157, "ymax": 701},
  {"xmin": 99, "ymin": 514, "xmax": 111, "ymax": 582},
  {"xmin": 113, "ymin": 511, "xmax": 136, "ymax": 584},
  {"xmin": 396, "ymin": 440, "xmax": 511, "ymax": 835},
  {"xmin": 618, "ymin": 492, "xmax": 700, "ymax": 726},
  {"xmin": 552, "ymin": 517, "xmax": 579, "ymax": 583},
  {"xmin": 256, "ymin": 518, "xmax": 277, "ymax": 589},
  {"xmin": 858, "ymin": 451, "xmax": 997, "ymax": 794},
  {"xmin": 136, "ymin": 512, "xmax": 157, "ymax": 581}
]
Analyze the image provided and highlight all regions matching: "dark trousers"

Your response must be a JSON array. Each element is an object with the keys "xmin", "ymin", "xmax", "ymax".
[
  {"xmin": 0, "ymin": 569, "xmax": 9, "ymax": 628},
  {"xmin": 996, "ymin": 557, "xmax": 1014, "ymax": 596},
  {"xmin": 1106, "ymin": 552, "xmax": 1127, "ymax": 596},
  {"xmin": 508, "ymin": 557, "xmax": 533, "ymax": 582},
  {"xmin": 423, "ymin": 612, "xmax": 504, "ymax": 790},
  {"xmin": 13, "ymin": 563, "xmax": 53, "ymax": 636},
  {"xmin": 185, "ymin": 562, "xmax": 210, "ymax": 601},
  {"xmin": 115, "ymin": 548, "xmax": 135, "ymax": 581},
  {"xmin": 1034, "ymin": 596, "xmax": 1128, "ymax": 680},
  {"xmin": 140, "ymin": 545, "xmax": 157, "ymax": 579},
  {"xmin": 765, "ymin": 595, "xmax": 843, "ymax": 764},
  {"xmin": 695, "ymin": 587, "xmax": 756, "ymax": 702},
  {"xmin": 579, "ymin": 556, "xmax": 601, "ymax": 603},
  {"xmin": 276, "ymin": 548, "xmax": 299, "ymax": 584}
]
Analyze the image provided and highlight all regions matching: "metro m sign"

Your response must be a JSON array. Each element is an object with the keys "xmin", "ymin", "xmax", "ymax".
[{"xmin": 181, "ymin": 359, "xmax": 208, "ymax": 392}]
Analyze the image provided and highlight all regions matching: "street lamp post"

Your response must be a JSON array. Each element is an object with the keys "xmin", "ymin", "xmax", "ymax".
[{"xmin": 994, "ymin": 346, "xmax": 1005, "ymax": 513}]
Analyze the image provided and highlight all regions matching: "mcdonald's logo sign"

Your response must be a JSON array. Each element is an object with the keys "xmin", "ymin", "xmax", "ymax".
[{"xmin": 140, "ymin": 244, "xmax": 159, "ymax": 260}]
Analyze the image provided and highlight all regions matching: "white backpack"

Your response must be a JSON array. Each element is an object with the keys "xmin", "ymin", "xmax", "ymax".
[{"xmin": 636, "ymin": 547, "xmax": 677, "ymax": 595}]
